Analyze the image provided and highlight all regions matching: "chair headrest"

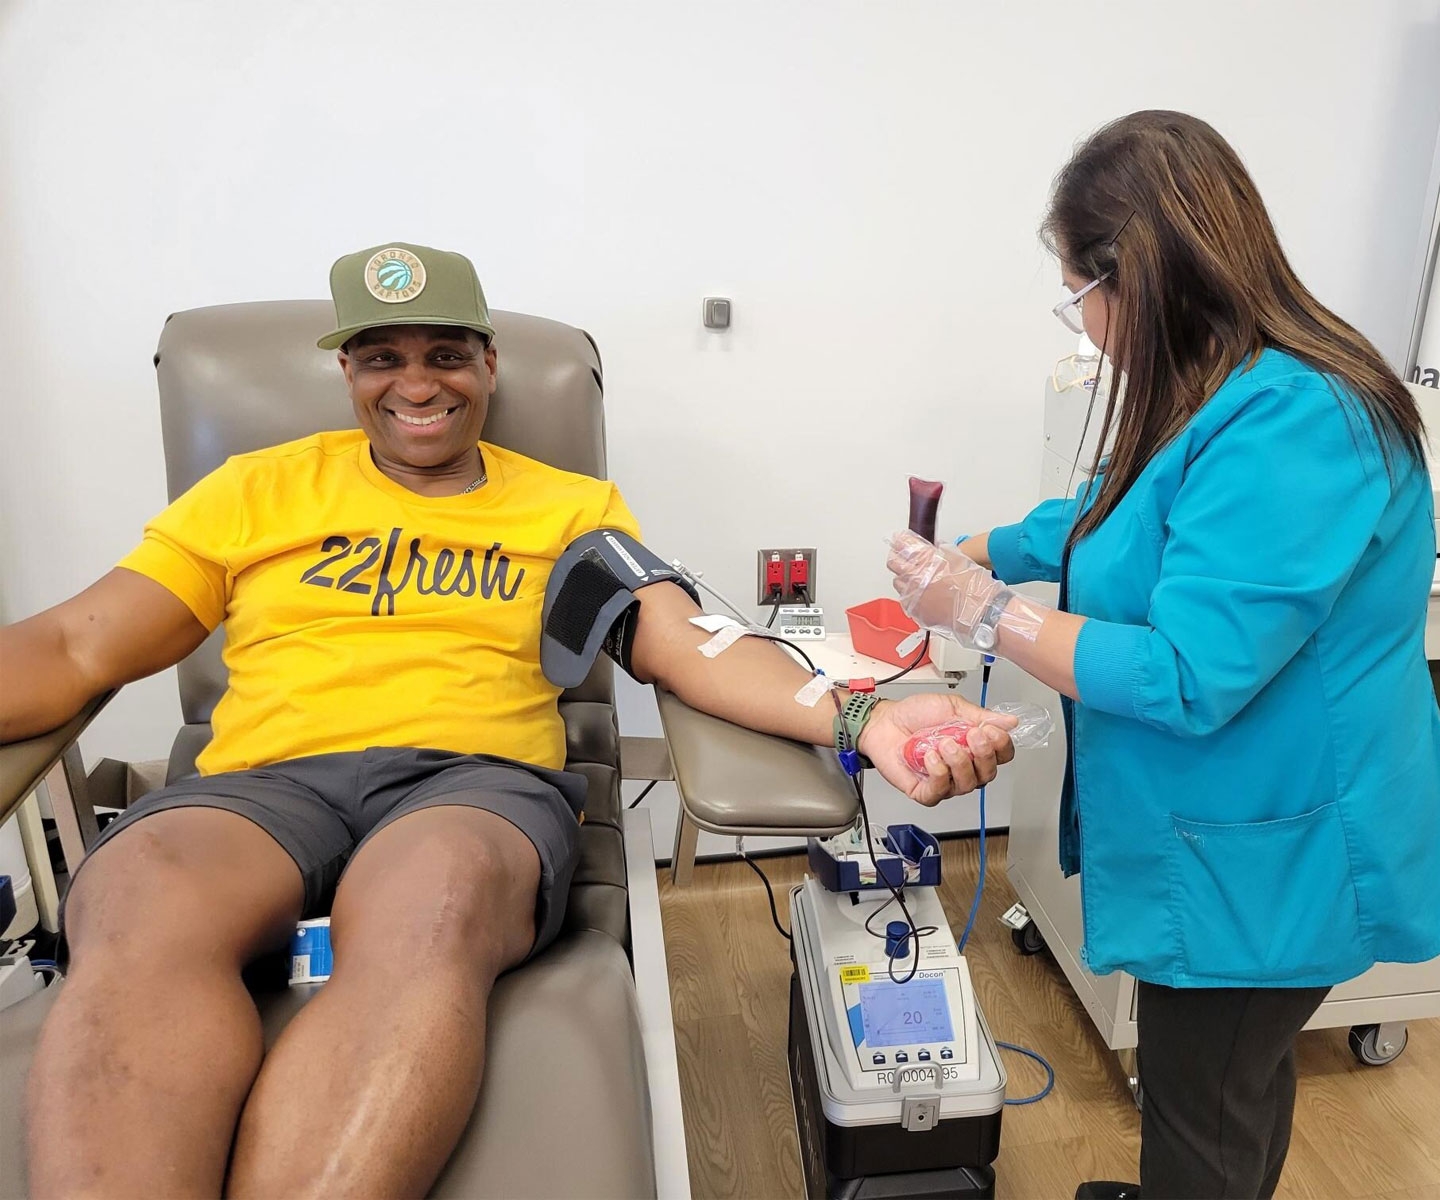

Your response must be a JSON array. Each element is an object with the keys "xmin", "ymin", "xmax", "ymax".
[{"xmin": 154, "ymin": 300, "xmax": 606, "ymax": 498}]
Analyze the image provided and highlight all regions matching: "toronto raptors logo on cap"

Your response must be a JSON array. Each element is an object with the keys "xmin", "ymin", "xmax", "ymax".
[{"xmin": 364, "ymin": 248, "xmax": 427, "ymax": 304}]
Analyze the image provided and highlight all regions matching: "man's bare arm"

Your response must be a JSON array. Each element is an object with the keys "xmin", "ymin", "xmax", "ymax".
[
  {"xmin": 625, "ymin": 582, "xmax": 1014, "ymax": 805},
  {"xmin": 0, "ymin": 569, "xmax": 209, "ymax": 742},
  {"xmin": 626, "ymin": 581, "xmax": 836, "ymax": 743}
]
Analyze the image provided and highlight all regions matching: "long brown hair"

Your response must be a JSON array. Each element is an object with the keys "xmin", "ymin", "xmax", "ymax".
[{"xmin": 1043, "ymin": 110, "xmax": 1426, "ymax": 546}]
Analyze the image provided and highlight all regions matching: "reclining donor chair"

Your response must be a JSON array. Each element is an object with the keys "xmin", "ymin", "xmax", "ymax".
[{"xmin": 0, "ymin": 300, "xmax": 857, "ymax": 1197}]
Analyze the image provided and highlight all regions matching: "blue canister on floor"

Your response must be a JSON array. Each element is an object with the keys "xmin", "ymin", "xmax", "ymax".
[{"xmin": 289, "ymin": 917, "xmax": 333, "ymax": 985}]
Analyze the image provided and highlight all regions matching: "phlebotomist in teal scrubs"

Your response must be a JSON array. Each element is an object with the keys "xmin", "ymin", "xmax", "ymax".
[{"xmin": 887, "ymin": 110, "xmax": 1440, "ymax": 1200}]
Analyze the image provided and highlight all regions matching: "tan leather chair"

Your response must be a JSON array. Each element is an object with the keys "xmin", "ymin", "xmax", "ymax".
[{"xmin": 0, "ymin": 300, "xmax": 853, "ymax": 1197}]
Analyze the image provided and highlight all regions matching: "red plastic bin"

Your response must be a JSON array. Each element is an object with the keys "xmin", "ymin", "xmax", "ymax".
[{"xmin": 845, "ymin": 598, "xmax": 932, "ymax": 668}]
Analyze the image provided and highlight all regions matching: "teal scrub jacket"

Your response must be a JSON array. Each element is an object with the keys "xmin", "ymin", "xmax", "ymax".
[{"xmin": 989, "ymin": 349, "xmax": 1440, "ymax": 988}]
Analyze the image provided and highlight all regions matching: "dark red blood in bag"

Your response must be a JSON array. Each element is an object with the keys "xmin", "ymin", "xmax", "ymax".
[{"xmin": 908, "ymin": 477, "xmax": 944, "ymax": 544}]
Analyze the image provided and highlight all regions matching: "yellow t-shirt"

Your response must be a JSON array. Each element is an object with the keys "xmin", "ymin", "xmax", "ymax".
[{"xmin": 119, "ymin": 430, "xmax": 640, "ymax": 776}]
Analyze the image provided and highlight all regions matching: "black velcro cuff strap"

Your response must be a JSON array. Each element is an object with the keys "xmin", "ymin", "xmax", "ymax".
[{"xmin": 540, "ymin": 529, "xmax": 698, "ymax": 688}]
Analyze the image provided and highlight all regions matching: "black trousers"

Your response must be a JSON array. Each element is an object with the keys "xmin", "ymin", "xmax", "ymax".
[{"xmin": 1136, "ymin": 981, "xmax": 1329, "ymax": 1200}]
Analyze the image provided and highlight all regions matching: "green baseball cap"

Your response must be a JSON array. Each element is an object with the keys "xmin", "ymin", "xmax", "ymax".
[{"xmin": 317, "ymin": 241, "xmax": 496, "ymax": 350}]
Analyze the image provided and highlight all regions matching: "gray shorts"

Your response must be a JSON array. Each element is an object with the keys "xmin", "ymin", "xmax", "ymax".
[{"xmin": 80, "ymin": 747, "xmax": 587, "ymax": 956}]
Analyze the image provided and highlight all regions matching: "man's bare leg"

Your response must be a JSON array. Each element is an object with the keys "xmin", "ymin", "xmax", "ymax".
[
  {"xmin": 27, "ymin": 809, "xmax": 305, "ymax": 1198},
  {"xmin": 228, "ymin": 806, "xmax": 541, "ymax": 1198}
]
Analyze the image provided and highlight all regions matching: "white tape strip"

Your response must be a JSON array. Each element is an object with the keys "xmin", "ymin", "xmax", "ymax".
[
  {"xmin": 690, "ymin": 613, "xmax": 744, "ymax": 634},
  {"xmin": 896, "ymin": 630, "xmax": 925, "ymax": 658},
  {"xmin": 794, "ymin": 673, "xmax": 832, "ymax": 707},
  {"xmin": 699, "ymin": 625, "xmax": 748, "ymax": 658}
]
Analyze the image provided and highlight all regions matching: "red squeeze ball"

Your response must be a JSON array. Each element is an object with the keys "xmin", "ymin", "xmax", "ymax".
[
  {"xmin": 902, "ymin": 722, "xmax": 974, "ymax": 775},
  {"xmin": 908, "ymin": 477, "xmax": 944, "ymax": 544}
]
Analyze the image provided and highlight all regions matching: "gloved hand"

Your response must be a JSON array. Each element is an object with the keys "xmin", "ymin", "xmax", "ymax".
[{"xmin": 885, "ymin": 532, "xmax": 1047, "ymax": 652}]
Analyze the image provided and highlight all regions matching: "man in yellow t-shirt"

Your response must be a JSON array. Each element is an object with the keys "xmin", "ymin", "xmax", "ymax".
[
  {"xmin": 1, "ymin": 243, "xmax": 1015, "ymax": 1198},
  {"xmin": 118, "ymin": 426, "xmax": 639, "ymax": 777}
]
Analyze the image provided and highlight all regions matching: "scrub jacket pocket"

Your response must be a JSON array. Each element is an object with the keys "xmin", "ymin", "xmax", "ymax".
[{"xmin": 1168, "ymin": 803, "xmax": 1363, "ymax": 983}]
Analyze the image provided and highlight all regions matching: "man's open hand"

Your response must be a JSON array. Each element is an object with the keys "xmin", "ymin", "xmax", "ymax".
[{"xmin": 856, "ymin": 692, "xmax": 1017, "ymax": 807}]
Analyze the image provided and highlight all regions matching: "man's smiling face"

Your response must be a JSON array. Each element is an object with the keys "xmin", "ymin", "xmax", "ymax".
[{"xmin": 339, "ymin": 325, "xmax": 497, "ymax": 472}]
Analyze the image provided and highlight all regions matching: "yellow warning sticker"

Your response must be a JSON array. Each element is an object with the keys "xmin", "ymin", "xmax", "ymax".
[{"xmin": 839, "ymin": 965, "xmax": 871, "ymax": 984}]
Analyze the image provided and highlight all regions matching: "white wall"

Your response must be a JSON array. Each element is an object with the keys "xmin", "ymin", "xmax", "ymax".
[{"xmin": 3, "ymin": 0, "xmax": 1438, "ymax": 849}]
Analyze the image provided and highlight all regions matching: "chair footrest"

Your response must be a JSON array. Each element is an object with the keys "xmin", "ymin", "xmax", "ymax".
[{"xmin": 1, "ymin": 933, "xmax": 655, "ymax": 1200}]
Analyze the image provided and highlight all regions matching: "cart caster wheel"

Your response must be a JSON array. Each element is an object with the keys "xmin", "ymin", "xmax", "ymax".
[
  {"xmin": 1349, "ymin": 1023, "xmax": 1407, "ymax": 1066},
  {"xmin": 1011, "ymin": 921, "xmax": 1046, "ymax": 956}
]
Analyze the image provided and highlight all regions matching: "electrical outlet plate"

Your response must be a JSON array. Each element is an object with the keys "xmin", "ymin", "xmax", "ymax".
[{"xmin": 756, "ymin": 547, "xmax": 817, "ymax": 605}]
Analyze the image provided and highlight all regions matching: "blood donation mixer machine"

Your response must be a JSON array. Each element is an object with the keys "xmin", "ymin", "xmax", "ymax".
[{"xmin": 785, "ymin": 478, "xmax": 1054, "ymax": 1200}]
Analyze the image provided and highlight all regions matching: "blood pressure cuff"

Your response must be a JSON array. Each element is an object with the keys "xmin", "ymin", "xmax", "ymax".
[{"xmin": 541, "ymin": 529, "xmax": 700, "ymax": 688}]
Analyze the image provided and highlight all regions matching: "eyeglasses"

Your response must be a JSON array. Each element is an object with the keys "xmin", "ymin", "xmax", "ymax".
[
  {"xmin": 1052, "ymin": 210, "xmax": 1134, "ymax": 335},
  {"xmin": 1052, "ymin": 274, "xmax": 1110, "ymax": 335}
]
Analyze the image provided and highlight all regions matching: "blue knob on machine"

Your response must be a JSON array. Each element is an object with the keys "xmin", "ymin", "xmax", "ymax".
[{"xmin": 885, "ymin": 920, "xmax": 910, "ymax": 960}]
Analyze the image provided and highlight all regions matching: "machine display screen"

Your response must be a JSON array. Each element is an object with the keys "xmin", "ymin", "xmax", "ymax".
[{"xmin": 858, "ymin": 978, "xmax": 953, "ymax": 1047}]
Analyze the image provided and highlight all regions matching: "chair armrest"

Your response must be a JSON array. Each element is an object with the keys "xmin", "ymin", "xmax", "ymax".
[
  {"xmin": 0, "ymin": 691, "xmax": 115, "ymax": 825},
  {"xmin": 654, "ymin": 687, "xmax": 858, "ymax": 836}
]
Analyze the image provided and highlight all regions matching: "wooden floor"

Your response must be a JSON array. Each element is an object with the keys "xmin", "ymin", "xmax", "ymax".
[{"xmin": 658, "ymin": 835, "xmax": 1440, "ymax": 1200}]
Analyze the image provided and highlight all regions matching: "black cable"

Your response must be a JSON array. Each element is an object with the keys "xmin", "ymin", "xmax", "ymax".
[
  {"xmin": 740, "ymin": 851, "xmax": 791, "ymax": 941},
  {"xmin": 864, "ymin": 890, "xmax": 901, "ymax": 937},
  {"xmin": 871, "ymin": 631, "xmax": 932, "ymax": 686},
  {"xmin": 765, "ymin": 597, "xmax": 782, "ymax": 629},
  {"xmin": 746, "ymin": 629, "xmax": 819, "ymax": 674},
  {"xmin": 735, "ymin": 653, "xmax": 922, "ymax": 971},
  {"xmin": 862, "ymin": 889, "xmax": 937, "ymax": 943},
  {"xmin": 1064, "ymin": 268, "xmax": 1121, "ymax": 508},
  {"xmin": 626, "ymin": 779, "xmax": 659, "ymax": 810},
  {"xmin": 854, "ymin": 784, "xmax": 926, "ymax": 983},
  {"xmin": 830, "ymin": 688, "xmax": 926, "ymax": 984}
]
